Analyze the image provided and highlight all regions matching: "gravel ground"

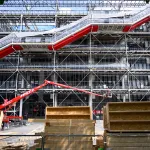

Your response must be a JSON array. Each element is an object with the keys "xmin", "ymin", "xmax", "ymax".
[
  {"xmin": 0, "ymin": 122, "xmax": 45, "ymax": 148},
  {"xmin": 0, "ymin": 122, "xmax": 44, "ymax": 135}
]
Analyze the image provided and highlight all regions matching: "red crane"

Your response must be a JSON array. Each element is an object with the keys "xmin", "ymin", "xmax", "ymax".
[{"xmin": 0, "ymin": 80, "xmax": 110, "ymax": 122}]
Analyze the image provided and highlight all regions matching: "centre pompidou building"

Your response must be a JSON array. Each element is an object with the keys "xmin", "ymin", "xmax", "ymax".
[{"xmin": 0, "ymin": 0, "xmax": 149, "ymax": 119}]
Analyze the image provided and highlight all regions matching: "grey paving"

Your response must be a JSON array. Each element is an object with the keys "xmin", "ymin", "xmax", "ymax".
[
  {"xmin": 0, "ymin": 122, "xmax": 45, "ymax": 148},
  {"xmin": 0, "ymin": 122, "xmax": 44, "ymax": 135}
]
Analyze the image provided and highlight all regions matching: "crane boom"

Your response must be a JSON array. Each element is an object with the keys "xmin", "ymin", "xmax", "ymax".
[
  {"xmin": 45, "ymin": 80, "xmax": 105, "ymax": 97},
  {"xmin": 0, "ymin": 80, "xmax": 108, "ymax": 110},
  {"xmin": 0, "ymin": 81, "xmax": 48, "ymax": 110}
]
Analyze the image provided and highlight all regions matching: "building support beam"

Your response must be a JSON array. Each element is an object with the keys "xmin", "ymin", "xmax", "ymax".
[
  {"xmin": 19, "ymin": 78, "xmax": 24, "ymax": 117},
  {"xmin": 38, "ymin": 71, "xmax": 44, "ymax": 102},
  {"xmin": 52, "ymin": 72, "xmax": 58, "ymax": 107},
  {"xmin": 88, "ymin": 33, "xmax": 94, "ymax": 119},
  {"xmin": 52, "ymin": 51, "xmax": 58, "ymax": 107}
]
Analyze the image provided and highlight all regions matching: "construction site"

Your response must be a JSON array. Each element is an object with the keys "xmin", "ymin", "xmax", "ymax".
[{"xmin": 0, "ymin": 0, "xmax": 150, "ymax": 149}]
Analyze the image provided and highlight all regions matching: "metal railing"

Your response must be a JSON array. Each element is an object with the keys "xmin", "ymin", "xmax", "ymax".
[
  {"xmin": 0, "ymin": 80, "xmax": 149, "ymax": 90},
  {"xmin": 0, "ymin": 4, "xmax": 150, "ymax": 49},
  {"xmin": 0, "ymin": 63, "xmax": 129, "ymax": 70}
]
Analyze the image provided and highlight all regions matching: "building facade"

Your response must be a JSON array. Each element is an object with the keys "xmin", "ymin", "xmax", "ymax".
[{"xmin": 0, "ymin": 0, "xmax": 149, "ymax": 119}]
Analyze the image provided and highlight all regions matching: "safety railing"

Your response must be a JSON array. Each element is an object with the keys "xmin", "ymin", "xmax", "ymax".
[
  {"xmin": 0, "ymin": 33, "xmax": 16, "ymax": 48},
  {"xmin": 0, "ymin": 80, "xmax": 149, "ymax": 90},
  {"xmin": 0, "ymin": 63, "xmax": 129, "ymax": 70},
  {"xmin": 0, "ymin": 33, "xmax": 22, "ymax": 49},
  {"xmin": 1, "ymin": 61, "xmax": 150, "ymax": 70},
  {"xmin": 47, "ymin": 4, "xmax": 150, "ymax": 43},
  {"xmin": 0, "ymin": 10, "xmax": 88, "ymax": 16},
  {"xmin": 0, "ymin": 4, "xmax": 150, "ymax": 49}
]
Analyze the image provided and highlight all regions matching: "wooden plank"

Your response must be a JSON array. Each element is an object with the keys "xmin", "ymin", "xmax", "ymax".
[
  {"xmin": 107, "ymin": 136, "xmax": 150, "ymax": 143},
  {"xmin": 106, "ymin": 133, "xmax": 150, "ymax": 149},
  {"xmin": 45, "ymin": 122, "xmax": 95, "ymax": 127},
  {"xmin": 108, "ymin": 102, "xmax": 150, "ymax": 111},
  {"xmin": 107, "ymin": 130, "xmax": 150, "ymax": 132},
  {"xmin": 106, "ymin": 103, "xmax": 110, "ymax": 130},
  {"xmin": 48, "ymin": 136, "xmax": 92, "ymax": 141},
  {"xmin": 28, "ymin": 118, "xmax": 51, "ymax": 122},
  {"xmin": 31, "ymin": 117, "xmax": 95, "ymax": 150},
  {"xmin": 108, "ymin": 142, "xmax": 150, "ymax": 147},
  {"xmin": 103, "ymin": 106, "xmax": 107, "ymax": 129},
  {"xmin": 89, "ymin": 106, "xmax": 92, "ymax": 120},
  {"xmin": 109, "ymin": 121, "xmax": 150, "ymax": 131},
  {"xmin": 107, "ymin": 147, "xmax": 150, "ymax": 150},
  {"xmin": 46, "ymin": 108, "xmax": 90, "ymax": 115},
  {"xmin": 46, "ymin": 115, "xmax": 91, "ymax": 119},
  {"xmin": 49, "ymin": 120, "xmax": 94, "ymax": 126},
  {"xmin": 70, "ymin": 126, "xmax": 94, "ymax": 134},
  {"xmin": 45, "ymin": 119, "xmax": 95, "ymax": 127},
  {"xmin": 35, "ymin": 137, "xmax": 92, "ymax": 144},
  {"xmin": 109, "ymin": 112, "xmax": 150, "ymax": 121},
  {"xmin": 46, "ymin": 115, "xmax": 90, "ymax": 119},
  {"xmin": 46, "ymin": 106, "xmax": 91, "ymax": 120},
  {"xmin": 106, "ymin": 132, "xmax": 150, "ymax": 136},
  {"xmin": 44, "ymin": 126, "xmax": 94, "ymax": 134},
  {"xmin": 44, "ymin": 126, "xmax": 70, "ymax": 134},
  {"xmin": 105, "ymin": 102, "xmax": 150, "ymax": 131},
  {"xmin": 28, "ymin": 118, "xmax": 94, "ymax": 124},
  {"xmin": 37, "ymin": 141, "xmax": 93, "ymax": 149}
]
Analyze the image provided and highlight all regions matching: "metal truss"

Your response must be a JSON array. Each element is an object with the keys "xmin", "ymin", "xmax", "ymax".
[
  {"xmin": 1, "ymin": 30, "xmax": 150, "ymax": 117},
  {"xmin": 0, "ymin": 0, "xmax": 148, "ymax": 32},
  {"xmin": 0, "ymin": 0, "xmax": 146, "ymax": 7},
  {"xmin": 0, "ymin": 0, "xmax": 150, "ymax": 118}
]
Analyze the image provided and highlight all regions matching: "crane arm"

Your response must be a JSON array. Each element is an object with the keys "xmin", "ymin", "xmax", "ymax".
[
  {"xmin": 45, "ymin": 80, "xmax": 107, "ymax": 97},
  {"xmin": 0, "ymin": 81, "xmax": 48, "ymax": 110},
  {"xmin": 0, "ymin": 80, "xmax": 109, "ymax": 110}
]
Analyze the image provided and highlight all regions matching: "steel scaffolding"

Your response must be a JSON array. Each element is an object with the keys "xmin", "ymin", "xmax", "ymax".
[{"xmin": 0, "ymin": 0, "xmax": 149, "ymax": 119}]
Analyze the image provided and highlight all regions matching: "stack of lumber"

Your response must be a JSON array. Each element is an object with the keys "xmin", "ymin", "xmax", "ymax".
[
  {"xmin": 30, "ymin": 106, "xmax": 95, "ymax": 150},
  {"xmin": 103, "ymin": 102, "xmax": 150, "ymax": 150},
  {"xmin": 104, "ymin": 102, "xmax": 150, "ymax": 132},
  {"xmin": 106, "ymin": 133, "xmax": 150, "ymax": 150}
]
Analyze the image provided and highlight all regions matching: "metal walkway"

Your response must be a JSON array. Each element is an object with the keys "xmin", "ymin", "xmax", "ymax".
[{"xmin": 0, "ymin": 4, "xmax": 150, "ymax": 58}]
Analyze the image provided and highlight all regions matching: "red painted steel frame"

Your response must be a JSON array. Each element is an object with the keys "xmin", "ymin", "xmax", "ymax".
[
  {"xmin": 0, "ymin": 80, "xmax": 107, "ymax": 110},
  {"xmin": 0, "ymin": 15, "xmax": 150, "ymax": 58}
]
